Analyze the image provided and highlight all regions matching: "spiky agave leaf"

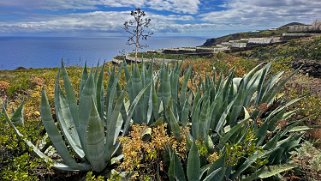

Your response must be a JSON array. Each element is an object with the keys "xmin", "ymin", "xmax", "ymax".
[
  {"xmin": 41, "ymin": 89, "xmax": 89, "ymax": 170},
  {"xmin": 11, "ymin": 102, "xmax": 24, "ymax": 126},
  {"xmin": 187, "ymin": 142, "xmax": 200, "ymax": 181},
  {"xmin": 85, "ymin": 98, "xmax": 106, "ymax": 172},
  {"xmin": 3, "ymin": 104, "xmax": 90, "ymax": 171},
  {"xmin": 168, "ymin": 150, "xmax": 186, "ymax": 181},
  {"xmin": 54, "ymin": 69, "xmax": 84, "ymax": 158}
]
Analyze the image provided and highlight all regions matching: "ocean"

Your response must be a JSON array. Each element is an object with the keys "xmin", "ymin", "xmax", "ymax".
[{"xmin": 0, "ymin": 36, "xmax": 205, "ymax": 70}]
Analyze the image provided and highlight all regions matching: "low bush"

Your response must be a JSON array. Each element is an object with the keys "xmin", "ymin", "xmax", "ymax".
[{"xmin": 0, "ymin": 116, "xmax": 52, "ymax": 180}]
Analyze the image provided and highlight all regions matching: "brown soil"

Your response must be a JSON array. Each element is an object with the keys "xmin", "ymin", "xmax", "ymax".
[{"xmin": 288, "ymin": 74, "xmax": 321, "ymax": 97}]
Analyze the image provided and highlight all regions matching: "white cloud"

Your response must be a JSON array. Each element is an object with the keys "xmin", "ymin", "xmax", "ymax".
[
  {"xmin": 99, "ymin": 0, "xmax": 145, "ymax": 7},
  {"xmin": 201, "ymin": 0, "xmax": 321, "ymax": 29},
  {"xmin": 0, "ymin": 11, "xmax": 200, "ymax": 34},
  {"xmin": 145, "ymin": 0, "xmax": 200, "ymax": 14},
  {"xmin": 0, "ymin": 11, "xmax": 127, "ymax": 32},
  {"xmin": 0, "ymin": 0, "xmax": 200, "ymax": 14},
  {"xmin": 1, "ymin": 0, "xmax": 320, "ymax": 35}
]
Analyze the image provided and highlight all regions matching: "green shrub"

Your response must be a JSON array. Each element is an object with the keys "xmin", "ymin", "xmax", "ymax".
[
  {"xmin": 291, "ymin": 141, "xmax": 321, "ymax": 180},
  {"xmin": 0, "ymin": 114, "xmax": 52, "ymax": 180}
]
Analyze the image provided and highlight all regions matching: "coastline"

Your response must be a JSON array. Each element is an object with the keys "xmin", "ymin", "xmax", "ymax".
[{"xmin": 0, "ymin": 36, "xmax": 205, "ymax": 70}]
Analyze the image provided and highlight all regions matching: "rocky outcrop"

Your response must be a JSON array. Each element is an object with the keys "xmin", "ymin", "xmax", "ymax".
[
  {"xmin": 292, "ymin": 59, "xmax": 321, "ymax": 78},
  {"xmin": 15, "ymin": 66, "xmax": 26, "ymax": 70},
  {"xmin": 202, "ymin": 32, "xmax": 258, "ymax": 46}
]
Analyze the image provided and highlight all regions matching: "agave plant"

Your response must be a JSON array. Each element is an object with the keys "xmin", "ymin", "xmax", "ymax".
[
  {"xmin": 3, "ymin": 63, "xmax": 149, "ymax": 172},
  {"xmin": 2, "ymin": 61, "xmax": 309, "ymax": 179},
  {"xmin": 168, "ymin": 142, "xmax": 222, "ymax": 181},
  {"xmin": 166, "ymin": 63, "xmax": 309, "ymax": 180},
  {"xmin": 124, "ymin": 62, "xmax": 192, "ymax": 126}
]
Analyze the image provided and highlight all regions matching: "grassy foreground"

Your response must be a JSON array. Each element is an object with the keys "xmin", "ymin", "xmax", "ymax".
[{"xmin": 0, "ymin": 36, "xmax": 321, "ymax": 180}]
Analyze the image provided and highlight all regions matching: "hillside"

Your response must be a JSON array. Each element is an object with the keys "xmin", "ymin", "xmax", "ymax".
[
  {"xmin": 278, "ymin": 22, "xmax": 306, "ymax": 30},
  {"xmin": 1, "ymin": 35, "xmax": 321, "ymax": 181},
  {"xmin": 241, "ymin": 35, "xmax": 321, "ymax": 77},
  {"xmin": 245, "ymin": 35, "xmax": 321, "ymax": 62},
  {"xmin": 203, "ymin": 22, "xmax": 303, "ymax": 47},
  {"xmin": 203, "ymin": 30, "xmax": 285, "ymax": 46}
]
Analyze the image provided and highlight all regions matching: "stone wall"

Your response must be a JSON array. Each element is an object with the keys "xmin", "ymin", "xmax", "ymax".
[{"xmin": 292, "ymin": 59, "xmax": 321, "ymax": 78}]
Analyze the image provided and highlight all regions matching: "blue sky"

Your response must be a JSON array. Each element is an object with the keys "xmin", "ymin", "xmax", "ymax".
[{"xmin": 0, "ymin": 0, "xmax": 320, "ymax": 37}]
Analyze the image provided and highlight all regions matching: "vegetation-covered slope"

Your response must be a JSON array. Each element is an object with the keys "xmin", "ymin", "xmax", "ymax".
[
  {"xmin": 246, "ymin": 36, "xmax": 321, "ymax": 61},
  {"xmin": 202, "ymin": 22, "xmax": 305, "ymax": 47},
  {"xmin": 0, "ymin": 35, "xmax": 321, "ymax": 180}
]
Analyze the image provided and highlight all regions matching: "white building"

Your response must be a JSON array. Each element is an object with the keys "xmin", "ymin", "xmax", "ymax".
[
  {"xmin": 221, "ymin": 42, "xmax": 232, "ymax": 46},
  {"xmin": 248, "ymin": 38, "xmax": 273, "ymax": 44},
  {"xmin": 213, "ymin": 47, "xmax": 230, "ymax": 53},
  {"xmin": 231, "ymin": 42, "xmax": 247, "ymax": 48}
]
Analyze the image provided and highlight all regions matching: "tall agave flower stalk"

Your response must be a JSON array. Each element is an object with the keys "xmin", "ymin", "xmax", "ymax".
[{"xmin": 3, "ymin": 63, "xmax": 149, "ymax": 172}]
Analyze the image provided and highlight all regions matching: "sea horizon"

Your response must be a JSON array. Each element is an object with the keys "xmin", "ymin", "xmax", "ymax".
[{"xmin": 0, "ymin": 36, "xmax": 206, "ymax": 70}]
